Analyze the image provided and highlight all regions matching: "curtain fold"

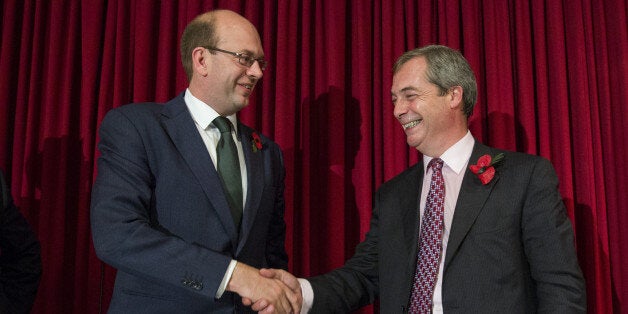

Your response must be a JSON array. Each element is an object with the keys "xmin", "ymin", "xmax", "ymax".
[{"xmin": 0, "ymin": 0, "xmax": 626, "ymax": 313}]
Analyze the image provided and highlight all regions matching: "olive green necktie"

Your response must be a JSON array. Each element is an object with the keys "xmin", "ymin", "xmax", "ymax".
[{"xmin": 213, "ymin": 116, "xmax": 243, "ymax": 230}]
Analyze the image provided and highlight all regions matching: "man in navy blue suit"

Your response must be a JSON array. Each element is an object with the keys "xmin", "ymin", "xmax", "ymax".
[{"xmin": 91, "ymin": 9, "xmax": 300, "ymax": 313}]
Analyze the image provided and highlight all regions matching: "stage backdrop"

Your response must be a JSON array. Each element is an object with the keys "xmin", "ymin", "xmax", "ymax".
[{"xmin": 1, "ymin": 0, "xmax": 626, "ymax": 313}]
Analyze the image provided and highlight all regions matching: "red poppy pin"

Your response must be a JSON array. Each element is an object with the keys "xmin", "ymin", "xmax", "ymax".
[
  {"xmin": 469, "ymin": 153, "xmax": 504, "ymax": 185},
  {"xmin": 251, "ymin": 132, "xmax": 263, "ymax": 152}
]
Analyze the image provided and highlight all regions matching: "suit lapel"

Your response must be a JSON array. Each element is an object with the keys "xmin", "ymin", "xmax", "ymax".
[
  {"xmin": 236, "ymin": 124, "xmax": 264, "ymax": 252},
  {"xmin": 160, "ymin": 95, "xmax": 239, "ymax": 246},
  {"xmin": 402, "ymin": 164, "xmax": 425, "ymax": 279},
  {"xmin": 444, "ymin": 143, "xmax": 499, "ymax": 269},
  {"xmin": 393, "ymin": 164, "xmax": 427, "ymax": 304}
]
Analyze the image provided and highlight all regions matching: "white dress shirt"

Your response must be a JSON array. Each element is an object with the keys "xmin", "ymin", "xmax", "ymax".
[
  {"xmin": 299, "ymin": 131, "xmax": 475, "ymax": 313},
  {"xmin": 183, "ymin": 89, "xmax": 248, "ymax": 298},
  {"xmin": 422, "ymin": 131, "xmax": 474, "ymax": 312}
]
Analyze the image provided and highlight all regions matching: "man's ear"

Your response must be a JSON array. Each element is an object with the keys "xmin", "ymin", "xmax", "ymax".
[
  {"xmin": 448, "ymin": 86, "xmax": 463, "ymax": 110},
  {"xmin": 192, "ymin": 47, "xmax": 209, "ymax": 77}
]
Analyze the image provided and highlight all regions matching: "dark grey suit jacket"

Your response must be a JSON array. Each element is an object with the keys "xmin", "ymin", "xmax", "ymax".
[
  {"xmin": 90, "ymin": 93, "xmax": 287, "ymax": 313},
  {"xmin": 309, "ymin": 142, "xmax": 586, "ymax": 313}
]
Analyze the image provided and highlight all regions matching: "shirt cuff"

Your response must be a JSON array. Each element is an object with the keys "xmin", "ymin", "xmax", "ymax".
[
  {"xmin": 298, "ymin": 278, "xmax": 314, "ymax": 314},
  {"xmin": 215, "ymin": 260, "xmax": 238, "ymax": 298}
]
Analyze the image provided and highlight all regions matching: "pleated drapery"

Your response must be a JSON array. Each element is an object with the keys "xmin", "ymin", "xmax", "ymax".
[{"xmin": 0, "ymin": 1, "xmax": 626, "ymax": 313}]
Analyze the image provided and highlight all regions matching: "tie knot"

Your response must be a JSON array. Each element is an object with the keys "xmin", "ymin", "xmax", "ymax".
[
  {"xmin": 213, "ymin": 116, "xmax": 232, "ymax": 134},
  {"xmin": 428, "ymin": 158, "xmax": 444, "ymax": 171}
]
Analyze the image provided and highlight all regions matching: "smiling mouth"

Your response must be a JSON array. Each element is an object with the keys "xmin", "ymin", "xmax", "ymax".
[
  {"xmin": 239, "ymin": 83, "xmax": 253, "ymax": 90},
  {"xmin": 403, "ymin": 119, "xmax": 422, "ymax": 129}
]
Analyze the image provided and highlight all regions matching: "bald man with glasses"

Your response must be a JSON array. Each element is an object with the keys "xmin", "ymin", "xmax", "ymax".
[{"xmin": 91, "ymin": 10, "xmax": 300, "ymax": 314}]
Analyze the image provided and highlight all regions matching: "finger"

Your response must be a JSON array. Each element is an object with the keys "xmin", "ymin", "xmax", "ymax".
[
  {"xmin": 271, "ymin": 275, "xmax": 302, "ymax": 313},
  {"xmin": 268, "ymin": 269, "xmax": 300, "ymax": 292},
  {"xmin": 286, "ymin": 288, "xmax": 302, "ymax": 313},
  {"xmin": 250, "ymin": 299, "xmax": 269, "ymax": 311},
  {"xmin": 281, "ymin": 287, "xmax": 296, "ymax": 313},
  {"xmin": 241, "ymin": 297, "xmax": 253, "ymax": 306},
  {"xmin": 259, "ymin": 304, "xmax": 276, "ymax": 314},
  {"xmin": 282, "ymin": 283, "xmax": 301, "ymax": 314},
  {"xmin": 276, "ymin": 292, "xmax": 292, "ymax": 314}
]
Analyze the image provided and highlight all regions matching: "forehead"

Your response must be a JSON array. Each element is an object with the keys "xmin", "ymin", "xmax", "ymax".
[
  {"xmin": 391, "ymin": 57, "xmax": 430, "ymax": 91},
  {"xmin": 216, "ymin": 20, "xmax": 264, "ymax": 55}
]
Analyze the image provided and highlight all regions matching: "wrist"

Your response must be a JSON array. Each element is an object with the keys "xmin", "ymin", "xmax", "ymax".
[{"xmin": 227, "ymin": 262, "xmax": 256, "ymax": 296}]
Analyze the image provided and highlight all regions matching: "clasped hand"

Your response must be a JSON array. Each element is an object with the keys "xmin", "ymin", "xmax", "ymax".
[{"xmin": 229, "ymin": 264, "xmax": 302, "ymax": 313}]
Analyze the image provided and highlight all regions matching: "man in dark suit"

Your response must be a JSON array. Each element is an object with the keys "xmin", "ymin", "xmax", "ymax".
[
  {"xmin": 0, "ymin": 170, "xmax": 42, "ymax": 314},
  {"xmin": 90, "ymin": 9, "xmax": 300, "ymax": 314},
  {"xmin": 259, "ymin": 45, "xmax": 586, "ymax": 313}
]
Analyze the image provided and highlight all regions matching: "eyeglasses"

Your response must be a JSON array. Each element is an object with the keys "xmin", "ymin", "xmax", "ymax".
[{"xmin": 204, "ymin": 46, "xmax": 268, "ymax": 71}]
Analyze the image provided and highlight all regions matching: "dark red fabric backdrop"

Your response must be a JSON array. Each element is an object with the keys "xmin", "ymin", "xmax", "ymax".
[{"xmin": 1, "ymin": 0, "xmax": 626, "ymax": 313}]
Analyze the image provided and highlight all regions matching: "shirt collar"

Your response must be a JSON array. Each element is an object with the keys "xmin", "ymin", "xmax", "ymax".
[
  {"xmin": 423, "ymin": 130, "xmax": 475, "ymax": 175},
  {"xmin": 184, "ymin": 89, "xmax": 239, "ymax": 136}
]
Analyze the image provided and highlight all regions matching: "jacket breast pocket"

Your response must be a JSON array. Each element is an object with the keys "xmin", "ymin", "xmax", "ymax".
[{"xmin": 468, "ymin": 208, "xmax": 519, "ymax": 235}]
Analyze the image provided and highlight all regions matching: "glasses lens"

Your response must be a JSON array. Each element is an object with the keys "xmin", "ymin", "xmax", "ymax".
[
  {"xmin": 206, "ymin": 47, "xmax": 267, "ymax": 70},
  {"xmin": 236, "ymin": 55, "xmax": 251, "ymax": 67},
  {"xmin": 238, "ymin": 55, "xmax": 267, "ymax": 71}
]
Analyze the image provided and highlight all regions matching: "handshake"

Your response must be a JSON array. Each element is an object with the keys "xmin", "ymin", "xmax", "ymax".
[{"xmin": 227, "ymin": 263, "xmax": 303, "ymax": 314}]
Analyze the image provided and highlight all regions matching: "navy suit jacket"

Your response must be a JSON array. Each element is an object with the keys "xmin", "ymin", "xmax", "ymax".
[
  {"xmin": 308, "ymin": 142, "xmax": 586, "ymax": 313},
  {"xmin": 91, "ymin": 93, "xmax": 287, "ymax": 313},
  {"xmin": 0, "ymin": 170, "xmax": 41, "ymax": 314}
]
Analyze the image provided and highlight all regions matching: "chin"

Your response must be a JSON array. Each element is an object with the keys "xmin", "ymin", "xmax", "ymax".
[
  {"xmin": 407, "ymin": 142, "xmax": 421, "ymax": 150},
  {"xmin": 238, "ymin": 101, "xmax": 249, "ymax": 109},
  {"xmin": 232, "ymin": 98, "xmax": 249, "ymax": 109},
  {"xmin": 405, "ymin": 134, "xmax": 424, "ymax": 149}
]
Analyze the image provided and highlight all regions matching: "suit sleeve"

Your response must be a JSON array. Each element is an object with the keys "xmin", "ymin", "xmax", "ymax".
[
  {"xmin": 521, "ymin": 158, "xmax": 586, "ymax": 312},
  {"xmin": 307, "ymin": 192, "xmax": 380, "ymax": 313},
  {"xmin": 90, "ymin": 109, "xmax": 231, "ymax": 299}
]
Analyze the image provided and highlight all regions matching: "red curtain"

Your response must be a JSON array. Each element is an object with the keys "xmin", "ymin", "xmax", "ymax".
[{"xmin": 1, "ymin": 0, "xmax": 626, "ymax": 313}]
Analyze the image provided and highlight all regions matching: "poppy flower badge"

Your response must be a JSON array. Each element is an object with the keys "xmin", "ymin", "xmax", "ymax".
[
  {"xmin": 251, "ymin": 132, "xmax": 263, "ymax": 152},
  {"xmin": 469, "ymin": 153, "xmax": 504, "ymax": 185}
]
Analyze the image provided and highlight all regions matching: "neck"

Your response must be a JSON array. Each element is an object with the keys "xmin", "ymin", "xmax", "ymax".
[{"xmin": 419, "ymin": 128, "xmax": 469, "ymax": 158}]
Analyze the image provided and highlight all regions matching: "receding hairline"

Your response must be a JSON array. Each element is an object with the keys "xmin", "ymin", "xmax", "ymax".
[
  {"xmin": 205, "ymin": 9, "xmax": 258, "ymax": 37},
  {"xmin": 193, "ymin": 9, "xmax": 243, "ymax": 22}
]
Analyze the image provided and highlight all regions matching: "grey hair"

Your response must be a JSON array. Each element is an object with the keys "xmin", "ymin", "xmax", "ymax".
[{"xmin": 393, "ymin": 45, "xmax": 477, "ymax": 117}]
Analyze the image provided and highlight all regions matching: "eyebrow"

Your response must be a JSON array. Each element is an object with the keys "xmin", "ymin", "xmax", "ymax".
[
  {"xmin": 391, "ymin": 86, "xmax": 419, "ymax": 96},
  {"xmin": 400, "ymin": 87, "xmax": 418, "ymax": 93},
  {"xmin": 239, "ymin": 49, "xmax": 264, "ymax": 59}
]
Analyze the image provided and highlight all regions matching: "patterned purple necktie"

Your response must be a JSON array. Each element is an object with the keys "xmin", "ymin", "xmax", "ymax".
[{"xmin": 409, "ymin": 158, "xmax": 445, "ymax": 313}]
